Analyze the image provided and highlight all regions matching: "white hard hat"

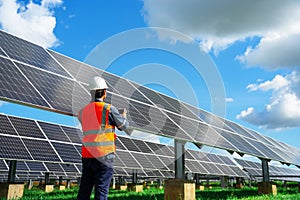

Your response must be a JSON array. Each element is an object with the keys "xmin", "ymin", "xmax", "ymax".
[{"xmin": 89, "ymin": 76, "xmax": 108, "ymax": 91}]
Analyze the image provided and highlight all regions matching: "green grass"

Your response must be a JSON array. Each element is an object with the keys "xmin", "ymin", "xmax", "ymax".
[{"xmin": 1, "ymin": 186, "xmax": 299, "ymax": 200}]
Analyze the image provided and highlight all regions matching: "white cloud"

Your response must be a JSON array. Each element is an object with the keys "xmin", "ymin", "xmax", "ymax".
[
  {"xmin": 0, "ymin": 0, "xmax": 62, "ymax": 48},
  {"xmin": 237, "ymin": 34, "xmax": 300, "ymax": 70},
  {"xmin": 246, "ymin": 75, "xmax": 289, "ymax": 92},
  {"xmin": 142, "ymin": 0, "xmax": 300, "ymax": 53},
  {"xmin": 237, "ymin": 71, "xmax": 300, "ymax": 129},
  {"xmin": 225, "ymin": 98, "xmax": 233, "ymax": 103},
  {"xmin": 142, "ymin": 0, "xmax": 300, "ymax": 130}
]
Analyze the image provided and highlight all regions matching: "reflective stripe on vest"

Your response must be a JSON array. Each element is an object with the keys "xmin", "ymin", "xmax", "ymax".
[{"xmin": 79, "ymin": 102, "xmax": 116, "ymax": 158}]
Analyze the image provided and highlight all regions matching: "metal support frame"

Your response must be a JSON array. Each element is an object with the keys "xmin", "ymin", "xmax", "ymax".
[
  {"xmin": 8, "ymin": 160, "xmax": 17, "ymax": 183},
  {"xmin": 261, "ymin": 159, "xmax": 270, "ymax": 182},
  {"xmin": 59, "ymin": 176, "xmax": 63, "ymax": 185},
  {"xmin": 175, "ymin": 139, "xmax": 186, "ymax": 180},
  {"xmin": 195, "ymin": 173, "xmax": 200, "ymax": 185},
  {"xmin": 45, "ymin": 172, "xmax": 50, "ymax": 185},
  {"xmin": 132, "ymin": 169, "xmax": 138, "ymax": 184},
  {"xmin": 118, "ymin": 176, "xmax": 124, "ymax": 185}
]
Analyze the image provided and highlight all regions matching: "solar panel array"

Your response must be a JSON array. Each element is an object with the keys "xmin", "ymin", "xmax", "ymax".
[
  {"xmin": 1, "ymin": 31, "xmax": 300, "ymax": 167},
  {"xmin": 0, "ymin": 113, "xmax": 249, "ymax": 181},
  {"xmin": 235, "ymin": 158, "xmax": 300, "ymax": 182}
]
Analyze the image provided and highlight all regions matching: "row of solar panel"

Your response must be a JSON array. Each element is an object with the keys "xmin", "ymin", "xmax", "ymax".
[
  {"xmin": 0, "ymin": 113, "xmax": 248, "ymax": 178},
  {"xmin": 235, "ymin": 158, "xmax": 300, "ymax": 182},
  {"xmin": 1, "ymin": 30, "xmax": 300, "ymax": 166}
]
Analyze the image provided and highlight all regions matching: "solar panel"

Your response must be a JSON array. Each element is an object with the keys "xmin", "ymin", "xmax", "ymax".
[
  {"xmin": 0, "ymin": 115, "xmax": 18, "ymax": 136},
  {"xmin": 145, "ymin": 154, "xmax": 168, "ymax": 170},
  {"xmin": 115, "ymin": 137, "xmax": 127, "ymax": 150},
  {"xmin": 201, "ymin": 128, "xmax": 239, "ymax": 152},
  {"xmin": 99, "ymin": 71, "xmax": 154, "ymax": 106},
  {"xmin": 224, "ymin": 120, "xmax": 257, "ymax": 140},
  {"xmin": 47, "ymin": 50, "xmax": 97, "ymax": 82},
  {"xmin": 137, "ymin": 85, "xmax": 179, "ymax": 113},
  {"xmin": 22, "ymin": 138, "xmax": 60, "ymax": 162},
  {"xmin": 60, "ymin": 163, "xmax": 78, "ymax": 173},
  {"xmin": 15, "ymin": 61, "xmax": 90, "ymax": 114},
  {"xmin": 26, "ymin": 161, "xmax": 47, "ymax": 172},
  {"xmin": 9, "ymin": 116, "xmax": 46, "ymax": 139},
  {"xmin": 38, "ymin": 122, "xmax": 70, "ymax": 142},
  {"xmin": 235, "ymin": 158, "xmax": 300, "ymax": 181},
  {"xmin": 0, "ymin": 135, "xmax": 32, "ymax": 160},
  {"xmin": 130, "ymin": 152, "xmax": 156, "ymax": 169},
  {"xmin": 51, "ymin": 142, "xmax": 81, "ymax": 163},
  {"xmin": 118, "ymin": 137, "xmax": 141, "ymax": 152},
  {"xmin": 44, "ymin": 163, "xmax": 64, "ymax": 172},
  {"xmin": 0, "ymin": 160, "xmax": 8, "ymax": 171},
  {"xmin": 114, "ymin": 167, "xmax": 128, "ymax": 176},
  {"xmin": 219, "ymin": 130, "xmax": 266, "ymax": 157},
  {"xmin": 0, "ymin": 31, "xmax": 71, "ymax": 77},
  {"xmin": 115, "ymin": 150, "xmax": 141, "ymax": 169},
  {"xmin": 113, "ymin": 153, "xmax": 126, "ymax": 168},
  {"xmin": 15, "ymin": 161, "xmax": 29, "ymax": 171},
  {"xmin": 0, "ymin": 57, "xmax": 50, "ymax": 108},
  {"xmin": 158, "ymin": 156, "xmax": 174, "ymax": 171},
  {"xmin": 193, "ymin": 161, "xmax": 210, "ymax": 175},
  {"xmin": 61, "ymin": 126, "xmax": 82, "ymax": 144},
  {"xmin": 2, "ymin": 29, "xmax": 300, "ymax": 167},
  {"xmin": 130, "ymin": 139, "xmax": 153, "ymax": 153}
]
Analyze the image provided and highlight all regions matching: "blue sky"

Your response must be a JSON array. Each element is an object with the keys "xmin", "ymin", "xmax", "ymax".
[{"xmin": 0, "ymin": 0, "xmax": 300, "ymax": 154}]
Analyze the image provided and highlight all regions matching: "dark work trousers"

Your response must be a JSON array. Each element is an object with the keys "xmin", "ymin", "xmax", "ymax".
[{"xmin": 77, "ymin": 158, "xmax": 114, "ymax": 200}]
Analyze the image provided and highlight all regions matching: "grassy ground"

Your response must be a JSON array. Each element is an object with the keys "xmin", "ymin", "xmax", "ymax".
[{"xmin": 2, "ymin": 186, "xmax": 299, "ymax": 200}]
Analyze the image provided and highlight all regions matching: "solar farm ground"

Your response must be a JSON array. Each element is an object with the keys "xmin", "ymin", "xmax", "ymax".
[{"xmin": 2, "ymin": 183, "xmax": 299, "ymax": 200}]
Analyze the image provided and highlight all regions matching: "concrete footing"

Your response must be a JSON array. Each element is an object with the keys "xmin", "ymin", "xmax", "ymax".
[
  {"xmin": 116, "ymin": 184, "xmax": 127, "ymax": 190},
  {"xmin": 164, "ymin": 179, "xmax": 195, "ymax": 200},
  {"xmin": 258, "ymin": 182, "xmax": 277, "ymax": 195},
  {"xmin": 195, "ymin": 185, "xmax": 205, "ymax": 191},
  {"xmin": 59, "ymin": 185, "xmax": 66, "ymax": 190},
  {"xmin": 0, "ymin": 183, "xmax": 25, "ymax": 200},
  {"xmin": 127, "ymin": 184, "xmax": 143, "ymax": 192},
  {"xmin": 44, "ymin": 184, "xmax": 54, "ymax": 193}
]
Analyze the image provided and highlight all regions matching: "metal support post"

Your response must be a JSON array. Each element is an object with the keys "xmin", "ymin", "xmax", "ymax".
[
  {"xmin": 174, "ymin": 139, "xmax": 186, "ymax": 180},
  {"xmin": 118, "ymin": 176, "xmax": 124, "ymax": 185},
  {"xmin": 132, "ymin": 169, "xmax": 138, "ymax": 184},
  {"xmin": 195, "ymin": 173, "xmax": 200, "ymax": 185},
  {"xmin": 45, "ymin": 172, "xmax": 50, "ymax": 185},
  {"xmin": 206, "ymin": 178, "xmax": 209, "ymax": 188},
  {"xmin": 59, "ymin": 176, "xmax": 63, "ymax": 185},
  {"xmin": 261, "ymin": 159, "xmax": 270, "ymax": 182},
  {"xmin": 283, "ymin": 180, "xmax": 287, "ymax": 189},
  {"xmin": 8, "ymin": 160, "xmax": 17, "ymax": 183}
]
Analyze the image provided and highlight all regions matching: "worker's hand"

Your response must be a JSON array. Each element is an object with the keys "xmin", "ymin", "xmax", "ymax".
[{"xmin": 121, "ymin": 108, "xmax": 127, "ymax": 118}]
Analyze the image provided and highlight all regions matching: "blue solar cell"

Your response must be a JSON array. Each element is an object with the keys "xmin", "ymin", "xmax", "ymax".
[
  {"xmin": 0, "ymin": 135, "xmax": 32, "ymax": 160},
  {"xmin": 16, "ymin": 62, "xmax": 90, "ymax": 114},
  {"xmin": 0, "ymin": 31, "xmax": 71, "ymax": 77},
  {"xmin": 0, "ymin": 57, "xmax": 49, "ymax": 108}
]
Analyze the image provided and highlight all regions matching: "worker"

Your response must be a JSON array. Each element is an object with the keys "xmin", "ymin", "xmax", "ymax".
[{"xmin": 76, "ymin": 76, "xmax": 129, "ymax": 200}]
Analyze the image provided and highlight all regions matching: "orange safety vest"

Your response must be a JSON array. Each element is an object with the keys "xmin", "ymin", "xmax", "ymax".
[{"xmin": 78, "ymin": 102, "xmax": 116, "ymax": 158}]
